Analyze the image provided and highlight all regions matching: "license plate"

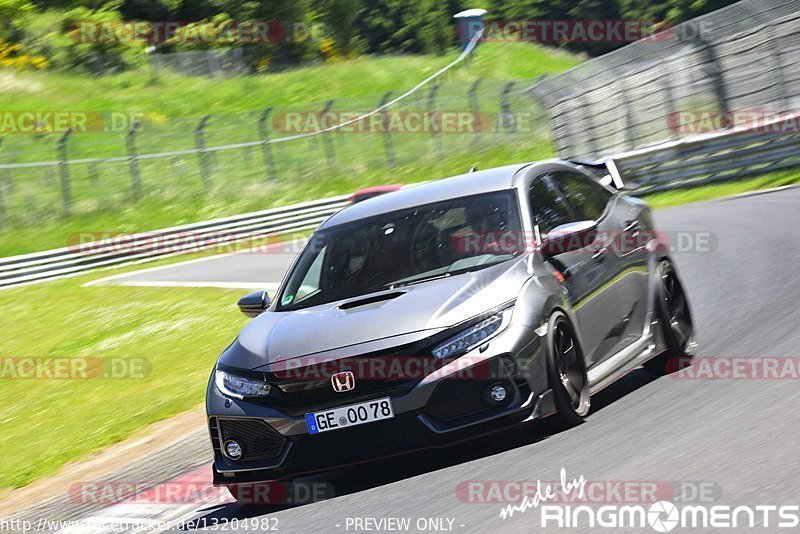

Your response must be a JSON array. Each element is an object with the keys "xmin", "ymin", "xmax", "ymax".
[{"xmin": 305, "ymin": 397, "xmax": 394, "ymax": 435}]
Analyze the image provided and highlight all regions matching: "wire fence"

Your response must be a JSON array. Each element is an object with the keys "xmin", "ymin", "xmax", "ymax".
[
  {"xmin": 0, "ymin": 76, "xmax": 548, "ymax": 229},
  {"xmin": 529, "ymin": 0, "xmax": 800, "ymax": 160}
]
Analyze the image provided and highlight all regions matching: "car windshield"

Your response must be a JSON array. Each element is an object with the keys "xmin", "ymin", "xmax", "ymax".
[{"xmin": 277, "ymin": 190, "xmax": 523, "ymax": 311}]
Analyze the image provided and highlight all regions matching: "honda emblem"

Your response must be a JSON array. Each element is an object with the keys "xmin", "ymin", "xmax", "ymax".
[{"xmin": 331, "ymin": 371, "xmax": 355, "ymax": 393}]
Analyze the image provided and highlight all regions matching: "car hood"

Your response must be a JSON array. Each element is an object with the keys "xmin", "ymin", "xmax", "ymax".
[{"xmin": 219, "ymin": 257, "xmax": 531, "ymax": 370}]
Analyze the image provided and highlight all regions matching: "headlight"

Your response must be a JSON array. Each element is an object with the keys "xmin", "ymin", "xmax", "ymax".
[
  {"xmin": 432, "ymin": 307, "xmax": 513, "ymax": 359},
  {"xmin": 215, "ymin": 368, "xmax": 271, "ymax": 399}
]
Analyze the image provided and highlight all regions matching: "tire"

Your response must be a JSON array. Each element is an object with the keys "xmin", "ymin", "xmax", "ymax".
[
  {"xmin": 545, "ymin": 312, "xmax": 591, "ymax": 427},
  {"xmin": 644, "ymin": 259, "xmax": 695, "ymax": 375}
]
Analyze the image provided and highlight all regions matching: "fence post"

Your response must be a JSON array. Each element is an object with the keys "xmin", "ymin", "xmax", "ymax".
[
  {"xmin": 739, "ymin": 4, "xmax": 789, "ymax": 111},
  {"xmin": 0, "ymin": 137, "xmax": 12, "ymax": 194},
  {"xmin": 661, "ymin": 61, "xmax": 679, "ymax": 141},
  {"xmin": 616, "ymin": 80, "xmax": 637, "ymax": 150},
  {"xmin": 320, "ymin": 100, "xmax": 336, "ymax": 165},
  {"xmin": 378, "ymin": 92, "xmax": 396, "ymax": 168},
  {"xmin": 126, "ymin": 122, "xmax": 142, "ymax": 199},
  {"xmin": 257, "ymin": 108, "xmax": 277, "ymax": 180},
  {"xmin": 57, "ymin": 129, "xmax": 73, "ymax": 216},
  {"xmin": 428, "ymin": 84, "xmax": 442, "ymax": 153},
  {"xmin": 0, "ymin": 171, "xmax": 5, "ymax": 227},
  {"xmin": 195, "ymin": 115, "xmax": 212, "ymax": 192},
  {"xmin": 500, "ymin": 81, "xmax": 516, "ymax": 134},
  {"xmin": 468, "ymin": 78, "xmax": 483, "ymax": 146},
  {"xmin": 687, "ymin": 29, "xmax": 730, "ymax": 128},
  {"xmin": 88, "ymin": 162, "xmax": 100, "ymax": 187}
]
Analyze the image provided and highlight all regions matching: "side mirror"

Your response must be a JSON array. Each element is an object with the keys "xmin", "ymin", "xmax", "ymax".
[
  {"xmin": 540, "ymin": 221, "xmax": 598, "ymax": 258},
  {"xmin": 237, "ymin": 290, "xmax": 270, "ymax": 318}
]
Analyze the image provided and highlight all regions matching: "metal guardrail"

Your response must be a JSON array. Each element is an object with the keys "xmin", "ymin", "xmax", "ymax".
[
  {"xmin": 607, "ymin": 112, "xmax": 800, "ymax": 193},
  {"xmin": 0, "ymin": 194, "xmax": 349, "ymax": 289}
]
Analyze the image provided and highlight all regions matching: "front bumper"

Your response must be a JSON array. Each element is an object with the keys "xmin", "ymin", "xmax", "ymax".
[{"xmin": 206, "ymin": 322, "xmax": 553, "ymax": 484}]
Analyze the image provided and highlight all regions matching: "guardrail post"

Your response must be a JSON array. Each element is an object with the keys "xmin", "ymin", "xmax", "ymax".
[
  {"xmin": 320, "ymin": 100, "xmax": 336, "ymax": 165},
  {"xmin": 195, "ymin": 115, "xmax": 212, "ymax": 192},
  {"xmin": 378, "ymin": 91, "xmax": 396, "ymax": 168},
  {"xmin": 257, "ymin": 108, "xmax": 277, "ymax": 180},
  {"xmin": 428, "ymin": 84, "xmax": 442, "ymax": 153},
  {"xmin": 500, "ymin": 81, "xmax": 516, "ymax": 134},
  {"xmin": 126, "ymin": 122, "xmax": 142, "ymax": 200},
  {"xmin": 468, "ymin": 78, "xmax": 483, "ymax": 146},
  {"xmin": 57, "ymin": 129, "xmax": 73, "ymax": 216}
]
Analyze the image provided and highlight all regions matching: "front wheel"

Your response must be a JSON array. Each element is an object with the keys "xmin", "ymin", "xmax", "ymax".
[
  {"xmin": 645, "ymin": 259, "xmax": 695, "ymax": 375},
  {"xmin": 546, "ymin": 312, "xmax": 591, "ymax": 428}
]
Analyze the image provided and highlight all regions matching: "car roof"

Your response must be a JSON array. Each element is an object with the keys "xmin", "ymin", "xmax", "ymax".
[{"xmin": 320, "ymin": 162, "xmax": 534, "ymax": 229}]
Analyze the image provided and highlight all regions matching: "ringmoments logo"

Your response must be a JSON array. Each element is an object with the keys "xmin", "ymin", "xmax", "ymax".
[{"xmin": 494, "ymin": 469, "xmax": 799, "ymax": 531}]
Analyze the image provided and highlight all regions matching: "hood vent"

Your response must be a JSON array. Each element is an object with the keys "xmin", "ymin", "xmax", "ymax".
[{"xmin": 338, "ymin": 292, "xmax": 405, "ymax": 310}]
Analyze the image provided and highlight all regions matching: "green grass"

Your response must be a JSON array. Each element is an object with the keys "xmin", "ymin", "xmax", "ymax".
[
  {"xmin": 0, "ymin": 263, "xmax": 250, "ymax": 490},
  {"xmin": 0, "ymin": 41, "xmax": 579, "ymax": 257},
  {"xmin": 642, "ymin": 169, "xmax": 800, "ymax": 208},
  {"xmin": 0, "ymin": 43, "xmax": 580, "ymax": 117}
]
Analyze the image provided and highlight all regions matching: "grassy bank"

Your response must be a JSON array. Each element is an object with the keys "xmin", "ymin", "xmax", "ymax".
[
  {"xmin": 0, "ymin": 43, "xmax": 579, "ymax": 117},
  {"xmin": 0, "ymin": 265, "xmax": 248, "ymax": 490},
  {"xmin": 0, "ymin": 42, "xmax": 578, "ymax": 257}
]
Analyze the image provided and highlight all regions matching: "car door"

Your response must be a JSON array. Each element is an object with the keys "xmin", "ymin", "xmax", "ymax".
[
  {"xmin": 550, "ymin": 171, "xmax": 650, "ymax": 363},
  {"xmin": 528, "ymin": 173, "xmax": 619, "ymax": 366}
]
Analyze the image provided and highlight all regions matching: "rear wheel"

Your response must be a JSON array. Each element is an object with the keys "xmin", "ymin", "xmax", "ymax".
[
  {"xmin": 546, "ymin": 312, "xmax": 590, "ymax": 427},
  {"xmin": 645, "ymin": 259, "xmax": 695, "ymax": 374}
]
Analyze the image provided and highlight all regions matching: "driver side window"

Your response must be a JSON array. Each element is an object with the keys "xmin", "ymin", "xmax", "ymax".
[
  {"xmin": 551, "ymin": 171, "xmax": 613, "ymax": 222},
  {"xmin": 528, "ymin": 175, "xmax": 574, "ymax": 234}
]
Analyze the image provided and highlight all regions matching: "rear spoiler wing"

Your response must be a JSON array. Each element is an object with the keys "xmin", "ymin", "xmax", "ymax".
[{"xmin": 567, "ymin": 158, "xmax": 633, "ymax": 191}]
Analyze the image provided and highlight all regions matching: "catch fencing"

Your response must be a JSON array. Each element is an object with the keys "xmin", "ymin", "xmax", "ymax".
[
  {"xmin": 529, "ymin": 0, "xmax": 800, "ymax": 160},
  {"xmin": 0, "ymin": 76, "xmax": 546, "ymax": 229}
]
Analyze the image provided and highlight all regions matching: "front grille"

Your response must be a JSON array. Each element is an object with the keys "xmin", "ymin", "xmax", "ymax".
[
  {"xmin": 216, "ymin": 418, "xmax": 286, "ymax": 461},
  {"xmin": 258, "ymin": 341, "xmax": 447, "ymax": 415},
  {"xmin": 289, "ymin": 414, "xmax": 433, "ymax": 471}
]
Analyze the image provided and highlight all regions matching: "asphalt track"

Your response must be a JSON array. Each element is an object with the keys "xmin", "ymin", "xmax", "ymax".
[{"xmin": 12, "ymin": 188, "xmax": 800, "ymax": 533}]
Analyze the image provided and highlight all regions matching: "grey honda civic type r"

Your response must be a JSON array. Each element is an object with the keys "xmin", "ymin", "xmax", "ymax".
[{"xmin": 206, "ymin": 160, "xmax": 694, "ymax": 498}]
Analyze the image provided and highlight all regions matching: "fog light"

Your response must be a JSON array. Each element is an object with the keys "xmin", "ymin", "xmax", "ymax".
[
  {"xmin": 224, "ymin": 440, "xmax": 243, "ymax": 460},
  {"xmin": 488, "ymin": 384, "xmax": 507, "ymax": 403}
]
